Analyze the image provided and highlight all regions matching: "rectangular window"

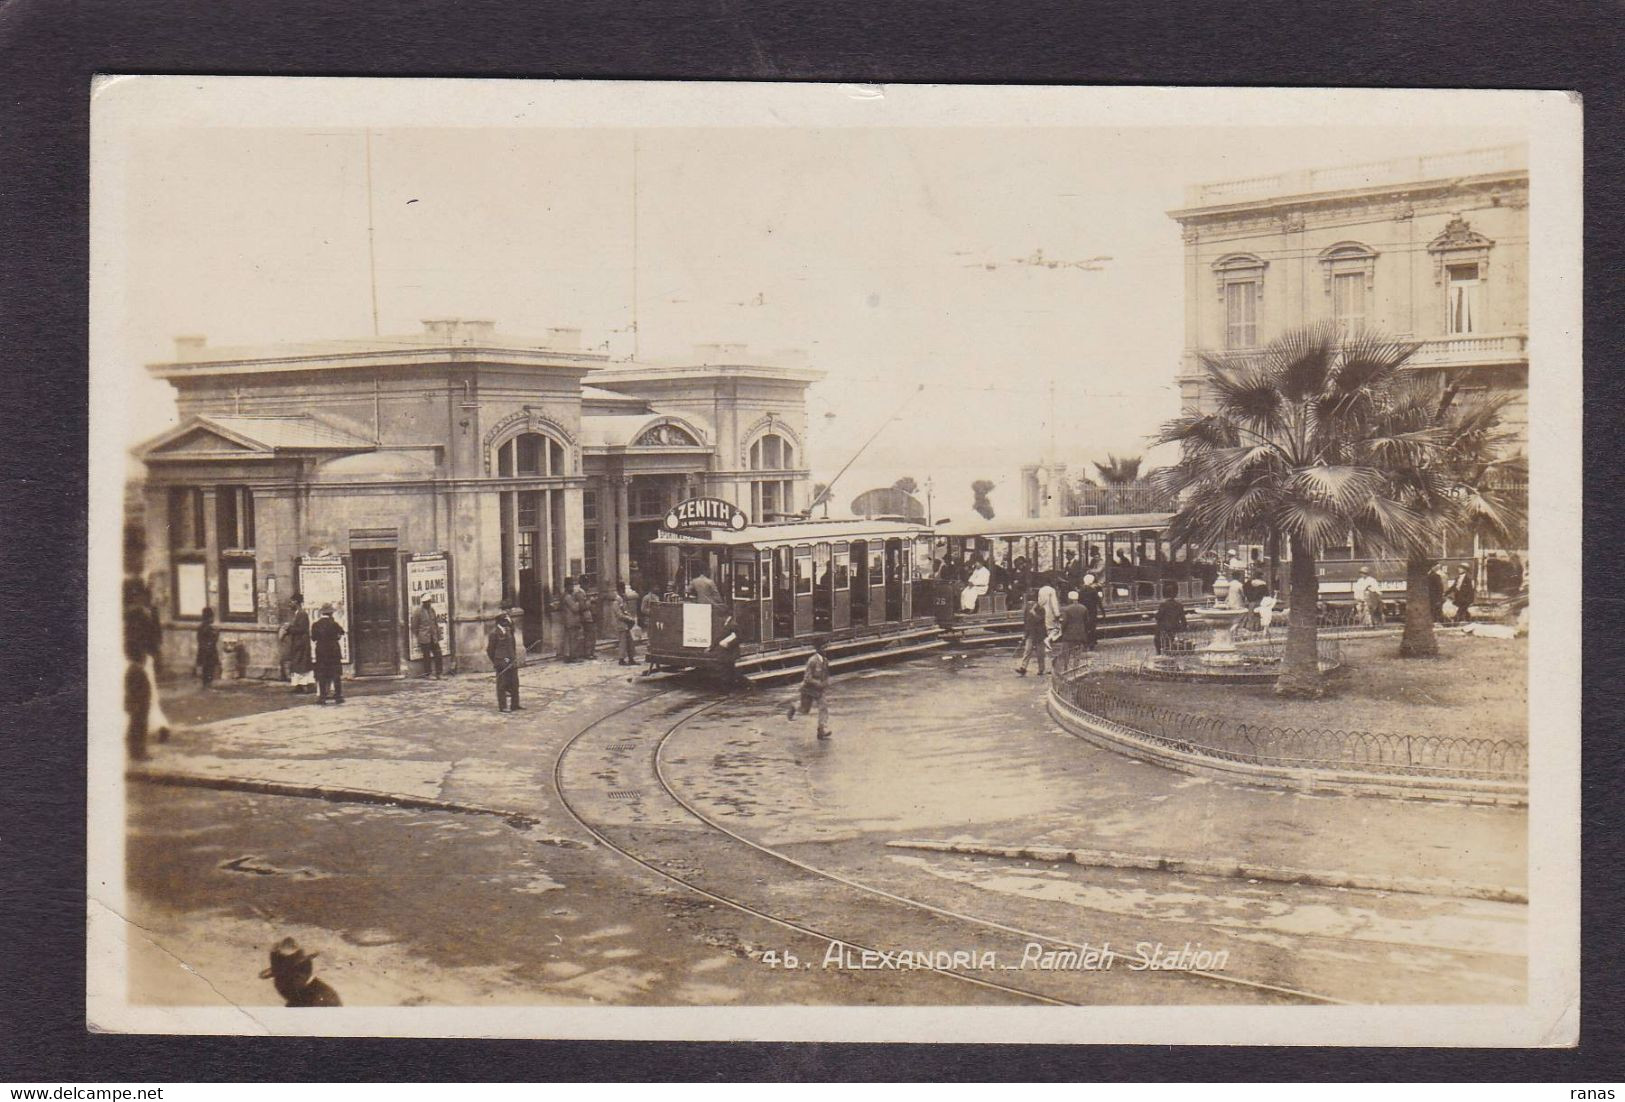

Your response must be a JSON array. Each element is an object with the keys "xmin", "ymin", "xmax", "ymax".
[
  {"xmin": 582, "ymin": 527, "xmax": 599, "ymax": 585},
  {"xmin": 1332, "ymin": 272, "xmax": 1365, "ymax": 332},
  {"xmin": 1225, "ymin": 281, "xmax": 1258, "ymax": 349},
  {"xmin": 581, "ymin": 490, "xmax": 598, "ymax": 524},
  {"xmin": 216, "ymin": 486, "xmax": 255, "ymax": 550},
  {"xmin": 516, "ymin": 434, "xmax": 542, "ymax": 476},
  {"xmin": 733, "ymin": 558, "xmax": 757, "ymax": 600},
  {"xmin": 168, "ymin": 487, "xmax": 206, "ymax": 550},
  {"xmin": 794, "ymin": 547, "xmax": 814, "ymax": 596},
  {"xmin": 517, "ymin": 490, "xmax": 542, "ymax": 530},
  {"xmin": 833, "ymin": 545, "xmax": 851, "ymax": 590},
  {"xmin": 760, "ymin": 480, "xmax": 781, "ymax": 519},
  {"xmin": 1448, "ymin": 264, "xmax": 1480, "ymax": 334}
]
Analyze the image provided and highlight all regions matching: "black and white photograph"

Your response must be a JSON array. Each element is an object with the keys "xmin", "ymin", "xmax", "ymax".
[{"xmin": 85, "ymin": 79, "xmax": 1581, "ymax": 1044}]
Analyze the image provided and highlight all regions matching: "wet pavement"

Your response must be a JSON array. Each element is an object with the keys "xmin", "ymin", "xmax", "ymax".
[{"xmin": 124, "ymin": 643, "xmax": 1528, "ymax": 1007}]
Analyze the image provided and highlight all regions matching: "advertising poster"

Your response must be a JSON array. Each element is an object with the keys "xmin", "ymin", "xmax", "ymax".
[
  {"xmin": 297, "ymin": 557, "xmax": 350, "ymax": 663},
  {"xmin": 681, "ymin": 602, "xmax": 712, "ymax": 648},
  {"xmin": 223, "ymin": 562, "xmax": 256, "ymax": 618},
  {"xmin": 174, "ymin": 561, "xmax": 206, "ymax": 618},
  {"xmin": 406, "ymin": 554, "xmax": 451, "ymax": 660}
]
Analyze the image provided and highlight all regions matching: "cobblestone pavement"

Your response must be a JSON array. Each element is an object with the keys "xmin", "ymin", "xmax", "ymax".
[{"xmin": 124, "ymin": 645, "xmax": 1527, "ymax": 1007}]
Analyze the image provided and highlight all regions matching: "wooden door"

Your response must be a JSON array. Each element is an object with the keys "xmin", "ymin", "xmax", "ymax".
[{"xmin": 351, "ymin": 549, "xmax": 400, "ymax": 675}]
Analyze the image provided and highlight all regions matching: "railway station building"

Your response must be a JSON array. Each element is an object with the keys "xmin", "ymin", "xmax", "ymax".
[{"xmin": 131, "ymin": 319, "xmax": 820, "ymax": 676}]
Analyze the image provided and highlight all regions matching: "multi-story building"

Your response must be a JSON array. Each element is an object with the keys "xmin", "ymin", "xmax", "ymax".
[
  {"xmin": 131, "ymin": 319, "xmax": 819, "ymax": 676},
  {"xmin": 1168, "ymin": 144, "xmax": 1529, "ymax": 452}
]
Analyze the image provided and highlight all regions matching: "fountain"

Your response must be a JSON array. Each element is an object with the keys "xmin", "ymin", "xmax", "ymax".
[{"xmin": 1185, "ymin": 574, "xmax": 1250, "ymax": 667}]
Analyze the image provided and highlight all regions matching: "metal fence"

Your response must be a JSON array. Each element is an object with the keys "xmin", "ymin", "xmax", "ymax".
[{"xmin": 1051, "ymin": 662, "xmax": 1527, "ymax": 781}]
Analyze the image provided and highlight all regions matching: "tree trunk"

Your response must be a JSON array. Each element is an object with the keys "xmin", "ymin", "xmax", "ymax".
[
  {"xmin": 1398, "ymin": 555, "xmax": 1439, "ymax": 658},
  {"xmin": 1275, "ymin": 534, "xmax": 1323, "ymax": 698}
]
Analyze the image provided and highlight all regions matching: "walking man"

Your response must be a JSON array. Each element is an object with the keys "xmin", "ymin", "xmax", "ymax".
[
  {"xmin": 1014, "ymin": 589, "xmax": 1047, "ymax": 676},
  {"xmin": 487, "ymin": 608, "xmax": 521, "ymax": 712},
  {"xmin": 614, "ymin": 583, "xmax": 639, "ymax": 666},
  {"xmin": 1078, "ymin": 574, "xmax": 1104, "ymax": 649},
  {"xmin": 1352, "ymin": 566, "xmax": 1382, "ymax": 627},
  {"xmin": 311, "ymin": 603, "xmax": 345, "ymax": 704},
  {"xmin": 785, "ymin": 636, "xmax": 832, "ymax": 739},
  {"xmin": 411, "ymin": 593, "xmax": 445, "ymax": 679},
  {"xmin": 1056, "ymin": 592, "xmax": 1090, "ymax": 673}
]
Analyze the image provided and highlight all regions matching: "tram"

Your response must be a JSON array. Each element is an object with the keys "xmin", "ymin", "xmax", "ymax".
[
  {"xmin": 644, "ymin": 510, "xmax": 944, "ymax": 683},
  {"xmin": 641, "ymin": 499, "xmax": 1487, "ymax": 681},
  {"xmin": 920, "ymin": 513, "xmax": 1210, "ymax": 643}
]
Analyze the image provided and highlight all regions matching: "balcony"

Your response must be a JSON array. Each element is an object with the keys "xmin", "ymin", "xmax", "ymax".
[
  {"xmin": 1178, "ymin": 333, "xmax": 1527, "ymax": 380},
  {"xmin": 1405, "ymin": 333, "xmax": 1528, "ymax": 370},
  {"xmin": 1182, "ymin": 144, "xmax": 1527, "ymax": 209}
]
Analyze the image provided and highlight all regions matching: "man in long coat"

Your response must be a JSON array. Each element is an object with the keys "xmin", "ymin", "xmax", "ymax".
[
  {"xmin": 310, "ymin": 604, "xmax": 345, "ymax": 705},
  {"xmin": 283, "ymin": 593, "xmax": 314, "ymax": 694}
]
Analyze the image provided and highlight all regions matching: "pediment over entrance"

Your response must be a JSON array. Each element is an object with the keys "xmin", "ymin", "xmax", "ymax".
[{"xmin": 134, "ymin": 414, "xmax": 374, "ymax": 461}]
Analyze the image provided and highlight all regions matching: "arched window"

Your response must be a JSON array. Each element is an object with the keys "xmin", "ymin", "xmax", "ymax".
[
  {"xmin": 1213, "ymin": 254, "xmax": 1267, "ymax": 350},
  {"xmin": 746, "ymin": 432, "xmax": 797, "ymax": 521},
  {"xmin": 496, "ymin": 432, "xmax": 567, "ymax": 478},
  {"xmin": 748, "ymin": 432, "xmax": 794, "ymax": 472},
  {"xmin": 1319, "ymin": 242, "xmax": 1378, "ymax": 334}
]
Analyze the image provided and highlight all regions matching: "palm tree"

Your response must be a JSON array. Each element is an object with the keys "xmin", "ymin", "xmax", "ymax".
[
  {"xmin": 1376, "ymin": 378, "xmax": 1525, "ymax": 657},
  {"xmin": 1151, "ymin": 325, "xmax": 1432, "ymax": 697},
  {"xmin": 1093, "ymin": 454, "xmax": 1143, "ymax": 486}
]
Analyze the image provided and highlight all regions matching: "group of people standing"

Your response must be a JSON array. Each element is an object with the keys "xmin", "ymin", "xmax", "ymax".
[
  {"xmin": 276, "ymin": 593, "xmax": 347, "ymax": 703},
  {"xmin": 1013, "ymin": 573, "xmax": 1106, "ymax": 677}
]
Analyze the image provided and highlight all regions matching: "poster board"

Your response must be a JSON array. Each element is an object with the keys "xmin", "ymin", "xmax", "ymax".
[
  {"xmin": 174, "ymin": 561, "xmax": 206, "ymax": 618},
  {"xmin": 681, "ymin": 602, "xmax": 712, "ymax": 648},
  {"xmin": 405, "ymin": 553, "xmax": 452, "ymax": 660},
  {"xmin": 222, "ymin": 559, "xmax": 256, "ymax": 620},
  {"xmin": 297, "ymin": 557, "xmax": 350, "ymax": 663}
]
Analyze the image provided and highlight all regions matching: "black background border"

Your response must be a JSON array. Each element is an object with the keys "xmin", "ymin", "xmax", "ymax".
[{"xmin": 1, "ymin": 0, "xmax": 1620, "ymax": 1083}]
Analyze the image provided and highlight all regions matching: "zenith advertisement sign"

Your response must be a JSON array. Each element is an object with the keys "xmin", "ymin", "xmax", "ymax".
[{"xmin": 663, "ymin": 497, "xmax": 749, "ymax": 533}]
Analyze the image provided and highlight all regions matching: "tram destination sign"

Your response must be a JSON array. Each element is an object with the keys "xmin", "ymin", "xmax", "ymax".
[{"xmin": 663, "ymin": 497, "xmax": 748, "ymax": 533}]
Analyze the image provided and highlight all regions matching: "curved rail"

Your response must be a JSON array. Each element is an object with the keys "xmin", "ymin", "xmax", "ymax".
[
  {"xmin": 648, "ymin": 704, "xmax": 1348, "ymax": 1007},
  {"xmin": 551, "ymin": 688, "xmax": 1075, "ymax": 1006}
]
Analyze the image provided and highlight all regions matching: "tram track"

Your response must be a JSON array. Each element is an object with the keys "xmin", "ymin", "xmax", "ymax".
[{"xmin": 553, "ymin": 686, "xmax": 1346, "ymax": 1007}]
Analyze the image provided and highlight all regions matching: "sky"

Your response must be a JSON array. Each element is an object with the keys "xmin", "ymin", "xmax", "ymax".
[{"xmin": 107, "ymin": 111, "xmax": 1520, "ymax": 519}]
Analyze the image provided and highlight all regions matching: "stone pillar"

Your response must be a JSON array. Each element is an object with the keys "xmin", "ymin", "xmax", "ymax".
[
  {"xmin": 448, "ymin": 487, "xmax": 506, "ymax": 671},
  {"xmin": 613, "ymin": 475, "xmax": 631, "ymax": 587}
]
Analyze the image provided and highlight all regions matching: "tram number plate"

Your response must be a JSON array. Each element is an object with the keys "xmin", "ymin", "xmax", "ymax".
[{"xmin": 682, "ymin": 602, "xmax": 712, "ymax": 648}]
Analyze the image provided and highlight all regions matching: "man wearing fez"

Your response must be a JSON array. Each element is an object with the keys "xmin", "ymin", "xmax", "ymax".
[
  {"xmin": 487, "ymin": 607, "xmax": 522, "ymax": 713},
  {"xmin": 259, "ymin": 937, "xmax": 342, "ymax": 1008},
  {"xmin": 311, "ymin": 603, "xmax": 346, "ymax": 705}
]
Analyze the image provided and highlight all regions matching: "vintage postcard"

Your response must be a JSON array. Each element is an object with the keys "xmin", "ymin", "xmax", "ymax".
[{"xmin": 86, "ymin": 79, "xmax": 1581, "ymax": 1044}]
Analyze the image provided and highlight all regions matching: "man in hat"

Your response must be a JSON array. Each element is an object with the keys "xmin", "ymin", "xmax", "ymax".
[
  {"xmin": 613, "ymin": 582, "xmax": 639, "ymax": 666},
  {"xmin": 487, "ymin": 607, "xmax": 521, "ymax": 712},
  {"xmin": 1078, "ymin": 573, "xmax": 1104, "ymax": 649},
  {"xmin": 259, "ymin": 937, "xmax": 342, "ymax": 1007},
  {"xmin": 282, "ymin": 592, "xmax": 314, "ymax": 694},
  {"xmin": 410, "ymin": 592, "xmax": 445, "ymax": 679},
  {"xmin": 1056, "ymin": 590, "xmax": 1091, "ymax": 673},
  {"xmin": 311, "ymin": 604, "xmax": 346, "ymax": 704},
  {"xmin": 1445, "ymin": 563, "xmax": 1477, "ymax": 624}
]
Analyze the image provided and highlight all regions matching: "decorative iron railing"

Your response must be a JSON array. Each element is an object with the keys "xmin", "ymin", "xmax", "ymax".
[{"xmin": 1050, "ymin": 659, "xmax": 1527, "ymax": 781}]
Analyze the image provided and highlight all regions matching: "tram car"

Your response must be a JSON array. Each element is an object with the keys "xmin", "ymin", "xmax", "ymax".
[
  {"xmin": 644, "ymin": 510, "xmax": 945, "ymax": 683},
  {"xmin": 641, "ymin": 498, "xmax": 1477, "ymax": 681},
  {"xmin": 919, "ymin": 513, "xmax": 1212, "ymax": 644}
]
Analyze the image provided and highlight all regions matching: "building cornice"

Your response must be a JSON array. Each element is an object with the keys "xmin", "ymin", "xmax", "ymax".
[
  {"xmin": 1169, "ymin": 170, "xmax": 1527, "ymax": 228},
  {"xmin": 148, "ymin": 347, "xmax": 607, "ymax": 381}
]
